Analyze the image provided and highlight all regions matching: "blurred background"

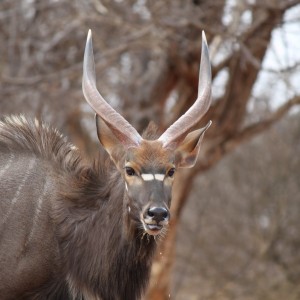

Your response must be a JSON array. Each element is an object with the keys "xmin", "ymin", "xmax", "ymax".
[{"xmin": 1, "ymin": 0, "xmax": 300, "ymax": 299}]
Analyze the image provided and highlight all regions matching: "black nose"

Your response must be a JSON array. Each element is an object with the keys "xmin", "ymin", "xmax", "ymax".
[{"xmin": 147, "ymin": 207, "xmax": 169, "ymax": 223}]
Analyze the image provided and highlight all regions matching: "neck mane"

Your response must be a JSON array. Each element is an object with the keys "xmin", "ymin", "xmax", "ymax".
[{"xmin": 53, "ymin": 155, "xmax": 157, "ymax": 300}]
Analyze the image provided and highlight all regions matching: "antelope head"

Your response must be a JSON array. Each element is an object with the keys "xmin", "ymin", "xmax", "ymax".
[{"xmin": 82, "ymin": 30, "xmax": 212, "ymax": 236}]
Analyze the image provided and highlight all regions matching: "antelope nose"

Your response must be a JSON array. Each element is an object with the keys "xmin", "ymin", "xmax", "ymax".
[{"xmin": 147, "ymin": 207, "xmax": 169, "ymax": 223}]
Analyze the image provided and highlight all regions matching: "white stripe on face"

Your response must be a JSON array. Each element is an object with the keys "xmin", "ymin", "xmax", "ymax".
[
  {"xmin": 141, "ymin": 174, "xmax": 154, "ymax": 181},
  {"xmin": 154, "ymin": 174, "xmax": 165, "ymax": 181},
  {"xmin": 141, "ymin": 173, "xmax": 165, "ymax": 181}
]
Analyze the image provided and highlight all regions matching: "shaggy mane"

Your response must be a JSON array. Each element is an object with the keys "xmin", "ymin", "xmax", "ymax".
[{"xmin": 0, "ymin": 115, "xmax": 83, "ymax": 173}]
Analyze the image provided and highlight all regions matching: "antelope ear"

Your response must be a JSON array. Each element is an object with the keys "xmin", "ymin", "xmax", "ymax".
[
  {"xmin": 175, "ymin": 121, "xmax": 212, "ymax": 168},
  {"xmin": 95, "ymin": 115, "xmax": 125, "ymax": 164}
]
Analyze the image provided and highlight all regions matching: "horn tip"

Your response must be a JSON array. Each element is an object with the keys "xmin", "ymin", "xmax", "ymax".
[
  {"xmin": 201, "ymin": 31, "xmax": 209, "ymax": 51},
  {"xmin": 87, "ymin": 29, "xmax": 93, "ymax": 45},
  {"xmin": 202, "ymin": 30, "xmax": 207, "ymax": 42},
  {"xmin": 85, "ymin": 29, "xmax": 93, "ymax": 56},
  {"xmin": 199, "ymin": 29, "xmax": 211, "ymax": 85}
]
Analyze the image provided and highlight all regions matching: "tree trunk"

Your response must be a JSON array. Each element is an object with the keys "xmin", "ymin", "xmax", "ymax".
[
  {"xmin": 145, "ymin": 7, "xmax": 286, "ymax": 297},
  {"xmin": 145, "ymin": 170, "xmax": 196, "ymax": 299}
]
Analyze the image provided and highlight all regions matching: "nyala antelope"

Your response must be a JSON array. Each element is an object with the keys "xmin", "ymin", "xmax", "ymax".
[{"xmin": 0, "ymin": 30, "xmax": 212, "ymax": 299}]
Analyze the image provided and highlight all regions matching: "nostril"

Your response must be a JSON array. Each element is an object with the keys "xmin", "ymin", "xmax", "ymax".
[
  {"xmin": 148, "ymin": 210, "xmax": 155, "ymax": 217},
  {"xmin": 147, "ymin": 207, "xmax": 169, "ymax": 222},
  {"xmin": 161, "ymin": 208, "xmax": 169, "ymax": 219},
  {"xmin": 162, "ymin": 210, "xmax": 169, "ymax": 219}
]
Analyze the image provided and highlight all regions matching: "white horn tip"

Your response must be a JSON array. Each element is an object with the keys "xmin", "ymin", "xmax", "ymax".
[
  {"xmin": 206, "ymin": 120, "xmax": 212, "ymax": 129},
  {"xmin": 202, "ymin": 30, "xmax": 207, "ymax": 43},
  {"xmin": 87, "ymin": 29, "xmax": 92, "ymax": 40}
]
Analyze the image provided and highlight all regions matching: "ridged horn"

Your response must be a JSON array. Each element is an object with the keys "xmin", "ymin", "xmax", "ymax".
[
  {"xmin": 82, "ymin": 30, "xmax": 142, "ymax": 147},
  {"xmin": 158, "ymin": 31, "xmax": 212, "ymax": 148}
]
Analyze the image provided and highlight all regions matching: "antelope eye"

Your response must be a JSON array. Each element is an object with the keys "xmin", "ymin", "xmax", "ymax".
[
  {"xmin": 167, "ymin": 168, "xmax": 175, "ymax": 177},
  {"xmin": 125, "ymin": 167, "xmax": 135, "ymax": 176}
]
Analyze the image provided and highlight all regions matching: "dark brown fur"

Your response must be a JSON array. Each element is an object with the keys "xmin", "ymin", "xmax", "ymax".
[{"xmin": 0, "ymin": 116, "xmax": 159, "ymax": 300}]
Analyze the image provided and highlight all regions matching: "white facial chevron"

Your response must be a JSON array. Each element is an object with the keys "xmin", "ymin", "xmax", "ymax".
[
  {"xmin": 154, "ymin": 174, "xmax": 165, "ymax": 181},
  {"xmin": 141, "ymin": 174, "xmax": 154, "ymax": 181},
  {"xmin": 141, "ymin": 173, "xmax": 165, "ymax": 181}
]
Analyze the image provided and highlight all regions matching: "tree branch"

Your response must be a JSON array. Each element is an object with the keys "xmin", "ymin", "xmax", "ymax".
[{"xmin": 224, "ymin": 95, "xmax": 300, "ymax": 153}]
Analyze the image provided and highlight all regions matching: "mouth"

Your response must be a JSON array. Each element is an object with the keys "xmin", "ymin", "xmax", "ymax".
[{"xmin": 142, "ymin": 222, "xmax": 164, "ymax": 236}]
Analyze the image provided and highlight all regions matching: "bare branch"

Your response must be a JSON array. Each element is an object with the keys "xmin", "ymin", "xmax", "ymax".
[{"xmin": 224, "ymin": 95, "xmax": 300, "ymax": 153}]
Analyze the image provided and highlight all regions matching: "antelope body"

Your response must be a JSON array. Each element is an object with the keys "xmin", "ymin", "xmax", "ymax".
[{"xmin": 0, "ymin": 30, "xmax": 212, "ymax": 300}]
